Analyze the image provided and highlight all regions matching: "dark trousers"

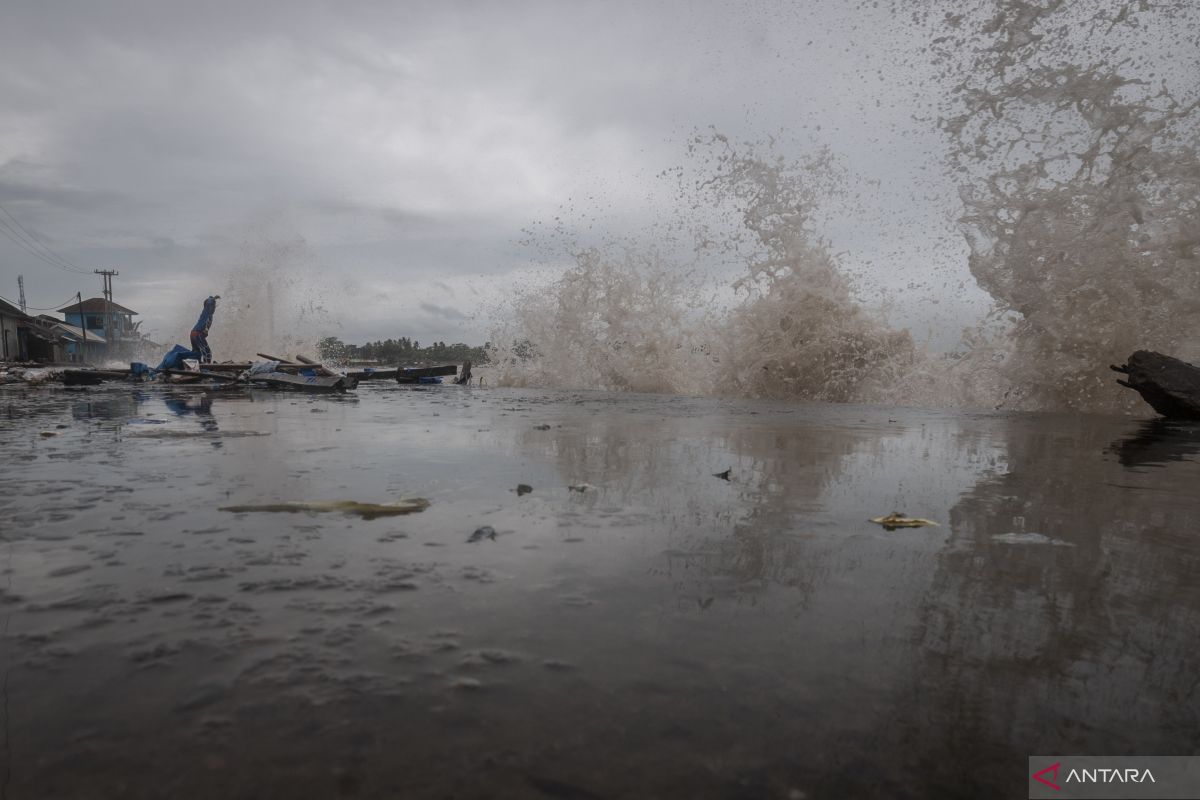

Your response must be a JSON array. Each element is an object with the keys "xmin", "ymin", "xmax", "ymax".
[{"xmin": 190, "ymin": 331, "xmax": 212, "ymax": 363}]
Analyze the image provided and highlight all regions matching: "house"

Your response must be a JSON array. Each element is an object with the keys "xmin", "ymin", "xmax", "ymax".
[
  {"xmin": 58, "ymin": 297, "xmax": 139, "ymax": 358},
  {"xmin": 36, "ymin": 315, "xmax": 106, "ymax": 363},
  {"xmin": 0, "ymin": 297, "xmax": 27, "ymax": 361},
  {"xmin": 22, "ymin": 318, "xmax": 70, "ymax": 363},
  {"xmin": 0, "ymin": 299, "xmax": 74, "ymax": 363}
]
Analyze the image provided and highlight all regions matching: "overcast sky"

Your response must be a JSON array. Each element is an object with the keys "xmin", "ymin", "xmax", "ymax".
[{"xmin": 0, "ymin": 0, "xmax": 986, "ymax": 348}]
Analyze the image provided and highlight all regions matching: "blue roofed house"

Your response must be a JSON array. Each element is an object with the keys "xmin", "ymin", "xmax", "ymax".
[{"xmin": 58, "ymin": 297, "xmax": 138, "ymax": 360}]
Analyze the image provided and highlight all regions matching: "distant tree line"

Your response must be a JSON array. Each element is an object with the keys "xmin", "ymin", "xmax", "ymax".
[{"xmin": 318, "ymin": 336, "xmax": 490, "ymax": 365}]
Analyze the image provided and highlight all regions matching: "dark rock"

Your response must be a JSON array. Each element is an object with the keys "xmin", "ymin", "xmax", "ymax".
[
  {"xmin": 517, "ymin": 484, "xmax": 533, "ymax": 496},
  {"xmin": 1112, "ymin": 350, "xmax": 1200, "ymax": 419}
]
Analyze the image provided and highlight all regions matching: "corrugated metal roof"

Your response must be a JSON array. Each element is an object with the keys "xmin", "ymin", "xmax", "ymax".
[
  {"xmin": 31, "ymin": 315, "xmax": 106, "ymax": 344},
  {"xmin": 57, "ymin": 297, "xmax": 138, "ymax": 315},
  {"xmin": 53, "ymin": 322, "xmax": 105, "ymax": 344},
  {"xmin": 0, "ymin": 297, "xmax": 27, "ymax": 318}
]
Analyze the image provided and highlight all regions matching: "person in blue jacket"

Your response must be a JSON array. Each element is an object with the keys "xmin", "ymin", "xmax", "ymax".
[{"xmin": 190, "ymin": 295, "xmax": 219, "ymax": 363}]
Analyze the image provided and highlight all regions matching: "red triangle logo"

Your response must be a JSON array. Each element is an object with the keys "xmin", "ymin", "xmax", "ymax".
[{"xmin": 1033, "ymin": 762, "xmax": 1062, "ymax": 791}]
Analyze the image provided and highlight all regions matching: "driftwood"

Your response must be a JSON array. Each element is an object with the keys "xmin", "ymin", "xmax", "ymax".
[{"xmin": 1111, "ymin": 350, "xmax": 1200, "ymax": 419}]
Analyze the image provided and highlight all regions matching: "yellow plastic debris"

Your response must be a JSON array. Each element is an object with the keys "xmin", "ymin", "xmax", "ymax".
[{"xmin": 869, "ymin": 512, "xmax": 940, "ymax": 530}]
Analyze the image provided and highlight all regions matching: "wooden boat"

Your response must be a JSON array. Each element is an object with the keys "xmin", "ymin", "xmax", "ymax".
[
  {"xmin": 345, "ymin": 367, "xmax": 398, "ymax": 381},
  {"xmin": 1112, "ymin": 350, "xmax": 1200, "ymax": 419},
  {"xmin": 396, "ymin": 365, "xmax": 459, "ymax": 384}
]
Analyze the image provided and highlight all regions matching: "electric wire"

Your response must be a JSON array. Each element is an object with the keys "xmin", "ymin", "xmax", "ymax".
[
  {"xmin": 0, "ymin": 292, "xmax": 86, "ymax": 313},
  {"xmin": 0, "ymin": 201, "xmax": 89, "ymax": 272},
  {"xmin": 0, "ymin": 202, "xmax": 89, "ymax": 274}
]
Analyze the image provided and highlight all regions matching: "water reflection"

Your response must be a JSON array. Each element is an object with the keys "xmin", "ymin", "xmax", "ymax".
[
  {"xmin": 1109, "ymin": 418, "xmax": 1200, "ymax": 468},
  {"xmin": 1, "ymin": 388, "xmax": 1198, "ymax": 798},
  {"xmin": 906, "ymin": 416, "xmax": 1200, "ymax": 792}
]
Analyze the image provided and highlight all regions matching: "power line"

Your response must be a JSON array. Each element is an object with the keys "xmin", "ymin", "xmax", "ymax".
[
  {"xmin": 0, "ymin": 291, "xmax": 84, "ymax": 313},
  {"xmin": 0, "ymin": 201, "xmax": 88, "ymax": 272},
  {"xmin": 0, "ymin": 216, "xmax": 89, "ymax": 275},
  {"xmin": 0, "ymin": 216, "xmax": 86, "ymax": 274},
  {"xmin": 0, "ymin": 202, "xmax": 89, "ymax": 275}
]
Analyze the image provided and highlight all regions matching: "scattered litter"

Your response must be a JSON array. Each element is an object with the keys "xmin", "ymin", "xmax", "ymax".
[
  {"xmin": 219, "ymin": 499, "xmax": 430, "ymax": 520},
  {"xmin": 468, "ymin": 526, "xmax": 497, "ymax": 543},
  {"xmin": 869, "ymin": 512, "xmax": 939, "ymax": 530},
  {"xmin": 991, "ymin": 532, "xmax": 1075, "ymax": 547}
]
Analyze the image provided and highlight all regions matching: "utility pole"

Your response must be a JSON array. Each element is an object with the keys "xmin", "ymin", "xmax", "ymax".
[
  {"xmin": 17, "ymin": 275, "xmax": 26, "ymax": 314},
  {"xmin": 77, "ymin": 291, "xmax": 87, "ymax": 364},
  {"xmin": 95, "ymin": 269, "xmax": 118, "ymax": 358}
]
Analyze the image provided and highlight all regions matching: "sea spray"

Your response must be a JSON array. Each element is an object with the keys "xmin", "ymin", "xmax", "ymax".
[
  {"xmin": 696, "ymin": 136, "xmax": 924, "ymax": 403},
  {"xmin": 493, "ymin": 135, "xmax": 928, "ymax": 404},
  {"xmin": 489, "ymin": 245, "xmax": 716, "ymax": 394},
  {"xmin": 930, "ymin": 0, "xmax": 1200, "ymax": 412},
  {"xmin": 205, "ymin": 231, "xmax": 337, "ymax": 362},
  {"xmin": 492, "ymin": 1, "xmax": 1200, "ymax": 415}
]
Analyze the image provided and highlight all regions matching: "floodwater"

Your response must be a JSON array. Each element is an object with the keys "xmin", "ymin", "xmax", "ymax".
[{"xmin": 1, "ymin": 383, "xmax": 1198, "ymax": 799}]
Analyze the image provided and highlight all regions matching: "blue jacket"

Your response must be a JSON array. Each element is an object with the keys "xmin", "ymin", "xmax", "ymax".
[{"xmin": 192, "ymin": 296, "xmax": 217, "ymax": 335}]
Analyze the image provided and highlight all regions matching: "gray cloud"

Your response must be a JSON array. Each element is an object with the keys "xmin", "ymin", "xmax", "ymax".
[{"xmin": 0, "ymin": 0, "xmax": 1080, "ymax": 346}]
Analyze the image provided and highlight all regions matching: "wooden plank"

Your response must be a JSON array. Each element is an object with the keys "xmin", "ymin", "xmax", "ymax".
[
  {"xmin": 294, "ymin": 354, "xmax": 339, "ymax": 377},
  {"xmin": 192, "ymin": 362, "xmax": 252, "ymax": 372},
  {"xmin": 248, "ymin": 371, "xmax": 350, "ymax": 392},
  {"xmin": 256, "ymin": 352, "xmax": 299, "ymax": 365},
  {"xmin": 161, "ymin": 368, "xmax": 243, "ymax": 383}
]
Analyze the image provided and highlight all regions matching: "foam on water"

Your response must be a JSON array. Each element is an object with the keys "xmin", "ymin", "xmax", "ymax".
[{"xmin": 490, "ymin": 0, "xmax": 1200, "ymax": 414}]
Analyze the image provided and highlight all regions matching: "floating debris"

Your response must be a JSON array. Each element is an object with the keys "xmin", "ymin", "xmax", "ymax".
[
  {"xmin": 991, "ymin": 532, "xmax": 1076, "ymax": 547},
  {"xmin": 869, "ymin": 512, "xmax": 940, "ymax": 530},
  {"xmin": 220, "ymin": 499, "xmax": 430, "ymax": 520},
  {"xmin": 468, "ymin": 525, "xmax": 497, "ymax": 543},
  {"xmin": 713, "ymin": 468, "xmax": 731, "ymax": 481}
]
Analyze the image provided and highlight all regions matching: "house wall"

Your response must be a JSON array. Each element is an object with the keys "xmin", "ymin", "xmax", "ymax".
[{"xmin": 1, "ymin": 312, "xmax": 21, "ymax": 361}]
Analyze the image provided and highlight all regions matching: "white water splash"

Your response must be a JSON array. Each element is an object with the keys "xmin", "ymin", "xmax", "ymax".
[{"xmin": 490, "ymin": 1, "xmax": 1200, "ymax": 415}]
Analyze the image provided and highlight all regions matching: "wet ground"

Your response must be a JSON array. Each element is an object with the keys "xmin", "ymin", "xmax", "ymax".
[{"xmin": 1, "ymin": 382, "xmax": 1198, "ymax": 799}]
